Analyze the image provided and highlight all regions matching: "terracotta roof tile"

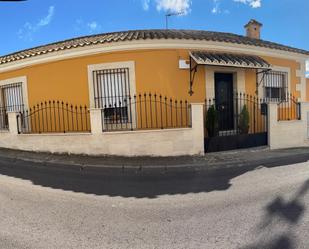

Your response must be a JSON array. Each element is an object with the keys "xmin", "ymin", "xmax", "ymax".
[{"xmin": 0, "ymin": 29, "xmax": 308, "ymax": 65}]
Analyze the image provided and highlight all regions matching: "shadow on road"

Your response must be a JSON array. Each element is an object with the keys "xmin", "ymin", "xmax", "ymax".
[
  {"xmin": 242, "ymin": 234, "xmax": 295, "ymax": 249},
  {"xmin": 261, "ymin": 179, "xmax": 309, "ymax": 227},
  {"xmin": 0, "ymin": 153, "xmax": 308, "ymax": 199},
  {"xmin": 241, "ymin": 179, "xmax": 309, "ymax": 249}
]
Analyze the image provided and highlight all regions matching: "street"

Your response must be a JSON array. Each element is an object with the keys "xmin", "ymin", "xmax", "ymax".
[{"xmin": 0, "ymin": 155, "xmax": 309, "ymax": 249}]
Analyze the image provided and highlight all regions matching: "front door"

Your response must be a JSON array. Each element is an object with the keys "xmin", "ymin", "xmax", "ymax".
[{"xmin": 215, "ymin": 73, "xmax": 234, "ymax": 131}]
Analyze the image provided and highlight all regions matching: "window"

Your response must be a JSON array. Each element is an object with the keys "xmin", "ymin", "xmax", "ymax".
[
  {"xmin": 0, "ymin": 83, "xmax": 24, "ymax": 111},
  {"xmin": 92, "ymin": 68, "xmax": 131, "ymax": 123},
  {"xmin": 0, "ymin": 82, "xmax": 24, "ymax": 129},
  {"xmin": 263, "ymin": 71, "xmax": 288, "ymax": 102}
]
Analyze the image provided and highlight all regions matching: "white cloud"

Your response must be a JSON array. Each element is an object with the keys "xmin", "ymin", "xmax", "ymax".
[
  {"xmin": 18, "ymin": 6, "xmax": 55, "ymax": 41},
  {"xmin": 211, "ymin": 0, "xmax": 230, "ymax": 14},
  {"xmin": 233, "ymin": 0, "xmax": 262, "ymax": 8},
  {"xmin": 87, "ymin": 21, "xmax": 101, "ymax": 32},
  {"xmin": 210, "ymin": 0, "xmax": 259, "ymax": 14},
  {"xmin": 156, "ymin": 0, "xmax": 191, "ymax": 14},
  {"xmin": 212, "ymin": 0, "xmax": 220, "ymax": 14},
  {"xmin": 142, "ymin": 0, "xmax": 191, "ymax": 14},
  {"xmin": 38, "ymin": 6, "xmax": 55, "ymax": 27},
  {"xmin": 75, "ymin": 19, "xmax": 102, "ymax": 34},
  {"xmin": 142, "ymin": 0, "xmax": 150, "ymax": 10}
]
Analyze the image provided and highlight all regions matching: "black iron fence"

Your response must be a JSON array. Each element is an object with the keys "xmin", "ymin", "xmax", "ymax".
[
  {"xmin": 0, "ymin": 104, "xmax": 25, "ymax": 131},
  {"xmin": 277, "ymin": 94, "xmax": 301, "ymax": 121},
  {"xmin": 101, "ymin": 93, "xmax": 191, "ymax": 132},
  {"xmin": 204, "ymin": 92, "xmax": 268, "ymax": 138},
  {"xmin": 0, "ymin": 107, "xmax": 9, "ymax": 130},
  {"xmin": 0, "ymin": 82, "xmax": 24, "ymax": 130},
  {"xmin": 17, "ymin": 101, "xmax": 91, "ymax": 134},
  {"xmin": 263, "ymin": 70, "xmax": 288, "ymax": 102}
]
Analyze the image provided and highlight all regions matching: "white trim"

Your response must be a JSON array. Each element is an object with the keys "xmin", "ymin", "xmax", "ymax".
[
  {"xmin": 205, "ymin": 66, "xmax": 245, "ymax": 100},
  {"xmin": 87, "ymin": 61, "xmax": 137, "ymax": 129},
  {"xmin": 0, "ymin": 39, "xmax": 308, "ymax": 73},
  {"xmin": 296, "ymin": 59, "xmax": 307, "ymax": 101},
  {"xmin": 0, "ymin": 76, "xmax": 29, "ymax": 109}
]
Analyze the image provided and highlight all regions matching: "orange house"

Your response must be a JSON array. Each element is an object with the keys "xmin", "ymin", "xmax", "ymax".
[{"xmin": 0, "ymin": 19, "xmax": 308, "ymax": 154}]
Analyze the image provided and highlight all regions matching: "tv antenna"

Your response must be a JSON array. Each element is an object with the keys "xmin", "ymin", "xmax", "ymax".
[{"xmin": 165, "ymin": 11, "xmax": 184, "ymax": 29}]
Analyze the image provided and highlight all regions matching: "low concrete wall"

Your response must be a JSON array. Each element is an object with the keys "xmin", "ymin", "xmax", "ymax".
[
  {"xmin": 268, "ymin": 102, "xmax": 309, "ymax": 149},
  {"xmin": 0, "ymin": 104, "xmax": 204, "ymax": 157}
]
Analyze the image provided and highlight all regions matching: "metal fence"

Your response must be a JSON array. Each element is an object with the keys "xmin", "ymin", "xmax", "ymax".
[
  {"xmin": 0, "ymin": 104, "xmax": 25, "ymax": 131},
  {"xmin": 277, "ymin": 94, "xmax": 301, "ymax": 121},
  {"xmin": 204, "ymin": 92, "xmax": 268, "ymax": 137},
  {"xmin": 263, "ymin": 70, "xmax": 288, "ymax": 102},
  {"xmin": 101, "ymin": 93, "xmax": 191, "ymax": 132},
  {"xmin": 17, "ymin": 101, "xmax": 91, "ymax": 134},
  {"xmin": 0, "ymin": 82, "xmax": 24, "ymax": 130},
  {"xmin": 0, "ymin": 107, "xmax": 9, "ymax": 130}
]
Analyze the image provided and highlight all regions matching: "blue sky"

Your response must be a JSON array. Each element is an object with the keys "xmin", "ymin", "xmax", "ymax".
[{"xmin": 0, "ymin": 0, "xmax": 308, "ymax": 75}]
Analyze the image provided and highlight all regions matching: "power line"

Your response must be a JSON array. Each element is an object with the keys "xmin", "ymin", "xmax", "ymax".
[{"xmin": 165, "ymin": 11, "xmax": 184, "ymax": 29}]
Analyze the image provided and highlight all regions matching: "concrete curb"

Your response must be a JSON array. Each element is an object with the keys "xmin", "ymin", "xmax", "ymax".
[{"xmin": 0, "ymin": 147, "xmax": 309, "ymax": 175}]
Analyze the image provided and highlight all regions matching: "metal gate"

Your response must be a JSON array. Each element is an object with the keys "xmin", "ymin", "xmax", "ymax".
[{"xmin": 204, "ymin": 92, "xmax": 268, "ymax": 152}]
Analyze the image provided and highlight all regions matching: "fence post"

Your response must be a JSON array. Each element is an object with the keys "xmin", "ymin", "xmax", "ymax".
[
  {"xmin": 89, "ymin": 108, "xmax": 102, "ymax": 134},
  {"xmin": 267, "ymin": 103, "xmax": 278, "ymax": 149},
  {"xmin": 300, "ymin": 102, "xmax": 309, "ymax": 122},
  {"xmin": 7, "ymin": 111, "xmax": 19, "ymax": 135},
  {"xmin": 191, "ymin": 103, "xmax": 205, "ymax": 155},
  {"xmin": 300, "ymin": 102, "xmax": 309, "ymax": 139}
]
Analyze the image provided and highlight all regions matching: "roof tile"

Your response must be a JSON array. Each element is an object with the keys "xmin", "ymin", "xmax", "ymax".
[{"xmin": 0, "ymin": 29, "xmax": 308, "ymax": 66}]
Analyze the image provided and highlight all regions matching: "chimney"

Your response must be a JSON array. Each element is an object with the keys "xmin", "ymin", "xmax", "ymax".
[{"xmin": 245, "ymin": 19, "xmax": 263, "ymax": 39}]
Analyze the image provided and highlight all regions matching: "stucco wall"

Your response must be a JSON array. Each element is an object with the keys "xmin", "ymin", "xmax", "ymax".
[
  {"xmin": 262, "ymin": 56, "xmax": 302, "ymax": 99},
  {"xmin": 0, "ymin": 104, "xmax": 204, "ymax": 157},
  {"xmin": 244, "ymin": 69, "xmax": 257, "ymax": 95},
  {"xmin": 0, "ymin": 48, "xmax": 303, "ymax": 108},
  {"xmin": 0, "ymin": 49, "xmax": 205, "ymax": 107},
  {"xmin": 307, "ymin": 78, "xmax": 309, "ymax": 101},
  {"xmin": 268, "ymin": 102, "xmax": 309, "ymax": 149}
]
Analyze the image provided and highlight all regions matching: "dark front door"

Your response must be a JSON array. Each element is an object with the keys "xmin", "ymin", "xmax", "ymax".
[{"xmin": 215, "ymin": 73, "xmax": 234, "ymax": 131}]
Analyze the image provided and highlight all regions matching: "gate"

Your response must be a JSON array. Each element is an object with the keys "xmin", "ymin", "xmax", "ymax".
[{"xmin": 204, "ymin": 92, "xmax": 268, "ymax": 152}]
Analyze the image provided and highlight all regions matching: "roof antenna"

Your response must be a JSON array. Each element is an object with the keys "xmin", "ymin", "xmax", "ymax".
[{"xmin": 165, "ymin": 11, "xmax": 184, "ymax": 29}]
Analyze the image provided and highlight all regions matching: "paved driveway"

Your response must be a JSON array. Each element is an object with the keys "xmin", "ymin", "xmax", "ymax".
[{"xmin": 0, "ymin": 154, "xmax": 309, "ymax": 248}]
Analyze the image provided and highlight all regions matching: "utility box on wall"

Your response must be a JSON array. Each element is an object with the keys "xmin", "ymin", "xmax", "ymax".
[
  {"xmin": 261, "ymin": 103, "xmax": 268, "ymax": 116},
  {"xmin": 179, "ymin": 60, "xmax": 190, "ymax": 69}
]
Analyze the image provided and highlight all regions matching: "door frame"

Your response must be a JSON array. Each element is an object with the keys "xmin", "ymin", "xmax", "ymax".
[
  {"xmin": 214, "ymin": 72, "xmax": 234, "ymax": 131},
  {"xmin": 205, "ymin": 66, "xmax": 245, "ymax": 101}
]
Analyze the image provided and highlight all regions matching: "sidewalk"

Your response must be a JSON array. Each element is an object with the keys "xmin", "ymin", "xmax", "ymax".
[{"xmin": 0, "ymin": 146, "xmax": 309, "ymax": 172}]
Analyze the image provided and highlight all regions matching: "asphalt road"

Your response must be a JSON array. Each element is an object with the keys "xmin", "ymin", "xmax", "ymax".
[{"xmin": 0, "ymin": 155, "xmax": 309, "ymax": 249}]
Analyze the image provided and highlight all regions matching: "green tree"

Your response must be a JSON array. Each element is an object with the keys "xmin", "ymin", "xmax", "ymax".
[
  {"xmin": 238, "ymin": 105, "xmax": 250, "ymax": 134},
  {"xmin": 205, "ymin": 105, "xmax": 218, "ymax": 137}
]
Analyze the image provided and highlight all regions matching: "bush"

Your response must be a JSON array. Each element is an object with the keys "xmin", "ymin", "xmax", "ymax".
[
  {"xmin": 238, "ymin": 105, "xmax": 250, "ymax": 134},
  {"xmin": 205, "ymin": 105, "xmax": 218, "ymax": 137}
]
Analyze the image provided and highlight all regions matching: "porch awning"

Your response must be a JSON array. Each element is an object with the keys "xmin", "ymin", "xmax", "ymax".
[{"xmin": 190, "ymin": 51, "xmax": 271, "ymax": 70}]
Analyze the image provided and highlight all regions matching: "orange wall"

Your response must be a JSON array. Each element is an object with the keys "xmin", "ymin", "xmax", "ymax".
[
  {"xmin": 261, "ymin": 56, "xmax": 301, "ymax": 98},
  {"xmin": 0, "ymin": 49, "xmax": 205, "ymax": 108},
  {"xmin": 245, "ymin": 69, "xmax": 257, "ymax": 95},
  {"xmin": 0, "ymin": 49, "xmax": 302, "ymax": 107}
]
